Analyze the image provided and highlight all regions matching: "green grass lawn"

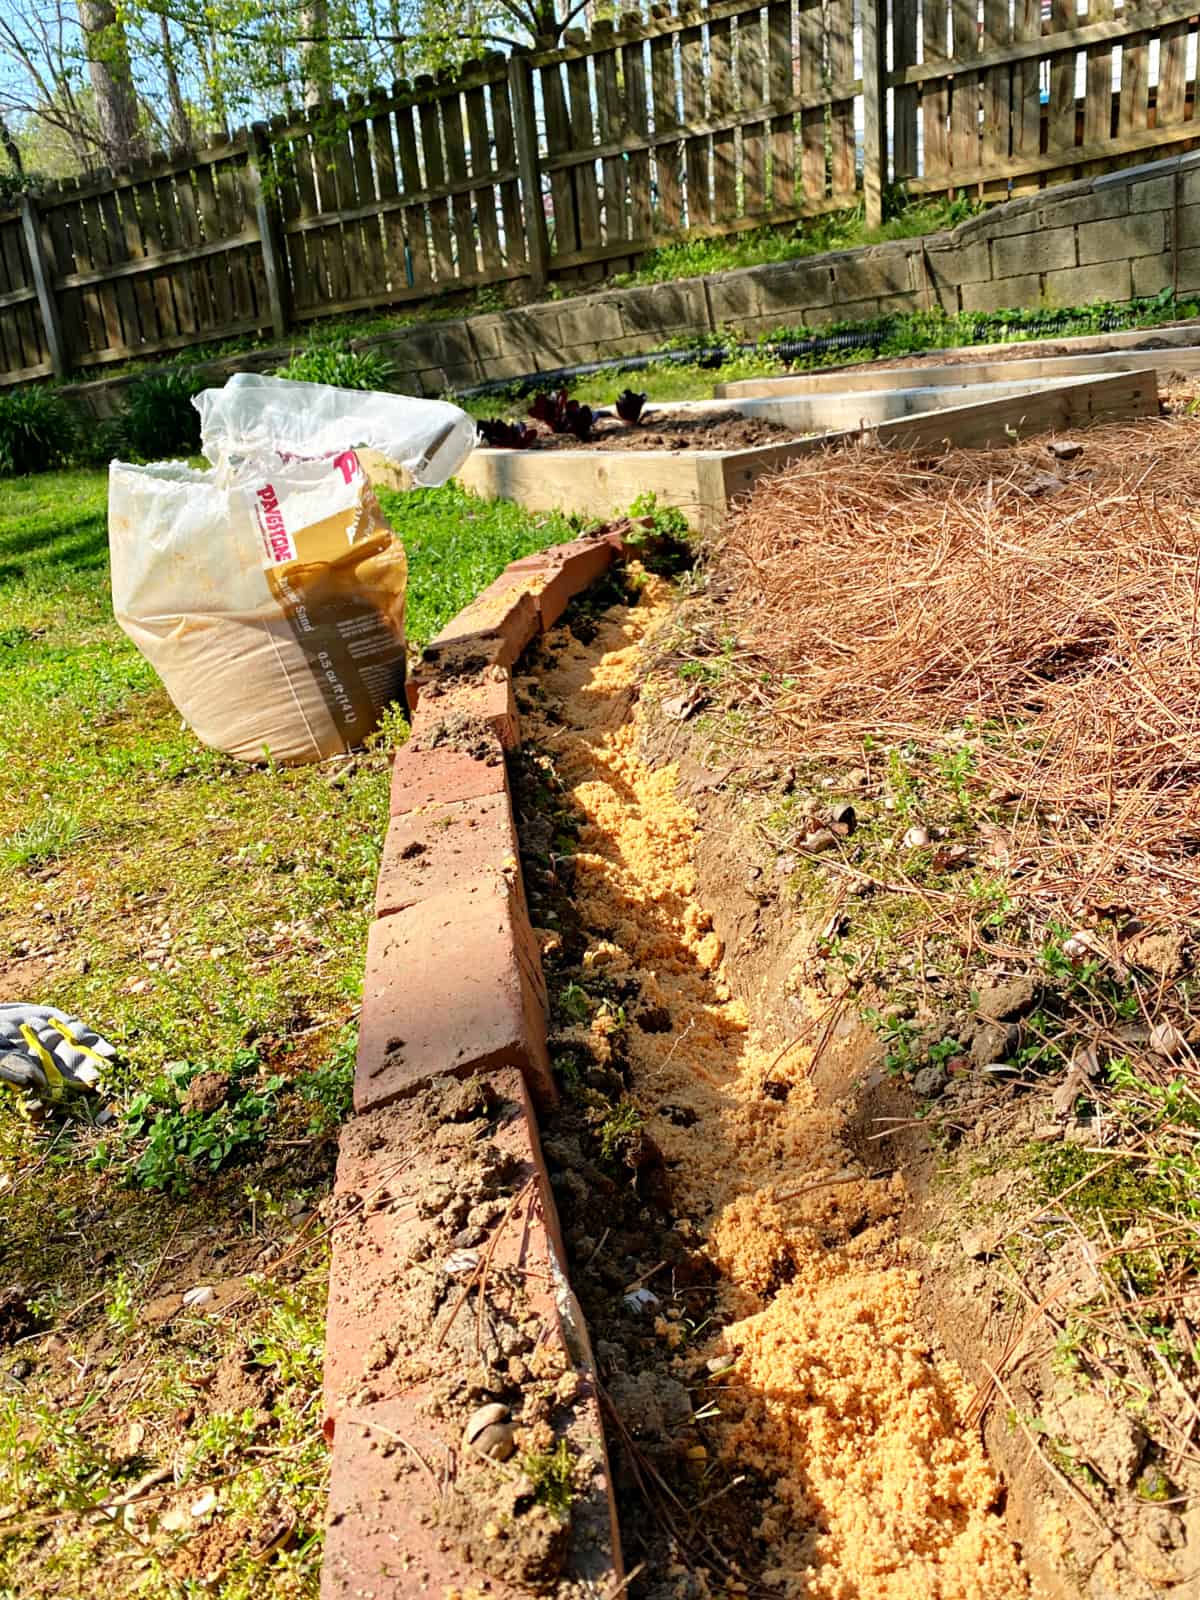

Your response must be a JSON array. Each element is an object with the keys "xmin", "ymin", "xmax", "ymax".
[{"xmin": 0, "ymin": 467, "xmax": 576, "ymax": 1599}]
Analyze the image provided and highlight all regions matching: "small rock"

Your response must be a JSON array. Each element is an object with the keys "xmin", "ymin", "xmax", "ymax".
[
  {"xmin": 842, "ymin": 768, "xmax": 869, "ymax": 790},
  {"xmin": 190, "ymin": 1489, "xmax": 218, "ymax": 1520},
  {"xmin": 705, "ymin": 1353, "xmax": 736, "ymax": 1375},
  {"xmin": 1047, "ymin": 439, "xmax": 1083, "ymax": 461},
  {"xmin": 913, "ymin": 1066, "xmax": 947, "ymax": 1098},
  {"xmin": 624, "ymin": 1287, "xmax": 660, "ymax": 1315},
  {"xmin": 1124, "ymin": 928, "xmax": 1189, "ymax": 981},
  {"xmin": 902, "ymin": 825, "xmax": 930, "ymax": 849},
  {"xmin": 987, "ymin": 785, "xmax": 1020, "ymax": 804},
  {"xmin": 976, "ymin": 976, "xmax": 1037, "ymax": 1021},
  {"xmin": 970, "ymin": 1021, "xmax": 1017, "ymax": 1069},
  {"xmin": 443, "ymin": 1249, "xmax": 479, "ymax": 1277},
  {"xmin": 1043, "ymin": 1390, "xmax": 1145, "ymax": 1488},
  {"xmin": 802, "ymin": 828, "xmax": 838, "ymax": 853},
  {"xmin": 181, "ymin": 1286, "xmax": 215, "ymax": 1310},
  {"xmin": 1149, "ymin": 1021, "xmax": 1185, "ymax": 1058},
  {"xmin": 774, "ymin": 853, "xmax": 798, "ymax": 875},
  {"xmin": 463, "ymin": 1402, "xmax": 516, "ymax": 1461}
]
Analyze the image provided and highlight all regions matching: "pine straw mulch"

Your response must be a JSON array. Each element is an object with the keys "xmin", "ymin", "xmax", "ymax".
[{"xmin": 670, "ymin": 417, "xmax": 1200, "ymax": 1587}]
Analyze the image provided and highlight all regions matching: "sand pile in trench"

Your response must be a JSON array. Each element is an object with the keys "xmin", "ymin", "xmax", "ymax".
[{"xmin": 521, "ymin": 577, "xmax": 1028, "ymax": 1599}]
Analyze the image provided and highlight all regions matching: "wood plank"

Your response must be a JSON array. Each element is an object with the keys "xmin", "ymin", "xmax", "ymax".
[
  {"xmin": 72, "ymin": 315, "xmax": 263, "ymax": 368},
  {"xmin": 892, "ymin": 0, "xmax": 918, "ymax": 181},
  {"xmin": 1119, "ymin": 4, "xmax": 1152, "ymax": 138},
  {"xmin": 796, "ymin": 0, "xmax": 824, "ymax": 203},
  {"xmin": 589, "ymin": 22, "xmax": 628, "ymax": 256},
  {"xmin": 488, "ymin": 60, "xmax": 526, "ymax": 267},
  {"xmin": 291, "ymin": 128, "xmax": 329, "ymax": 308},
  {"xmin": 192, "ymin": 162, "xmax": 235, "ymax": 330},
  {"xmin": 464, "ymin": 76, "xmax": 502, "ymax": 270},
  {"xmin": 326, "ymin": 100, "xmax": 366, "ymax": 300},
  {"xmin": 922, "ymin": 0, "xmax": 950, "ymax": 190},
  {"xmin": 416, "ymin": 84, "xmax": 456, "ymax": 286},
  {"xmin": 42, "ymin": 182, "xmax": 85, "ymax": 362},
  {"xmin": 767, "ymin": 0, "xmax": 794, "ymax": 214},
  {"xmin": 678, "ymin": 4, "xmax": 711, "ymax": 228},
  {"xmin": 271, "ymin": 119, "xmax": 314, "ymax": 317},
  {"xmin": 708, "ymin": 14, "xmax": 737, "ymax": 224},
  {"xmin": 96, "ymin": 185, "xmax": 142, "ymax": 348},
  {"xmin": 950, "ymin": 0, "xmax": 980, "ymax": 177},
  {"xmin": 369, "ymin": 91, "xmax": 406, "ymax": 295},
  {"xmin": 1011, "ymin": 0, "xmax": 1043, "ymax": 188},
  {"xmin": 564, "ymin": 33, "xmax": 603, "ymax": 275},
  {"xmin": 506, "ymin": 55, "xmax": 545, "ymax": 288},
  {"xmin": 1046, "ymin": 0, "xmax": 1078, "ymax": 182},
  {"xmin": 539, "ymin": 60, "xmax": 580, "ymax": 261},
  {"xmin": 439, "ymin": 82, "xmax": 479, "ymax": 278},
  {"xmin": 288, "ymin": 264, "xmax": 526, "ymax": 322},
  {"xmin": 1083, "ymin": 0, "xmax": 1114, "ymax": 149},
  {"xmin": 1156, "ymin": 17, "xmax": 1190, "ymax": 131},
  {"xmin": 826, "ymin": 0, "xmax": 854, "ymax": 199},
  {"xmin": 394, "ymin": 98, "xmax": 433, "ymax": 289},
  {"xmin": 153, "ymin": 171, "xmax": 195, "ymax": 335},
  {"xmin": 981, "ymin": 0, "xmax": 1012, "ymax": 201},
  {"xmin": 298, "ymin": 119, "xmax": 337, "ymax": 304},
  {"xmin": 217, "ymin": 159, "xmax": 257, "ymax": 326},
  {"xmin": 650, "ymin": 8, "xmax": 683, "ymax": 229},
  {"xmin": 348, "ymin": 94, "xmax": 386, "ymax": 290},
  {"xmin": 172, "ymin": 163, "xmax": 214, "ymax": 328},
  {"xmin": 737, "ymin": 5, "xmax": 767, "ymax": 215},
  {"xmin": 621, "ymin": 19, "xmax": 654, "ymax": 244},
  {"xmin": 113, "ymin": 176, "xmax": 160, "ymax": 347},
  {"xmin": 0, "ymin": 224, "xmax": 24, "ymax": 374},
  {"xmin": 136, "ymin": 174, "xmax": 180, "ymax": 343}
]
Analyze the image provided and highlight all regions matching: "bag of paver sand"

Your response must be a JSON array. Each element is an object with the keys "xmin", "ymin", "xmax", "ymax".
[{"xmin": 108, "ymin": 373, "xmax": 475, "ymax": 765}]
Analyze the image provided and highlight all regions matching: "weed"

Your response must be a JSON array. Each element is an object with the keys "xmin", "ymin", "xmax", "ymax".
[
  {"xmin": 275, "ymin": 337, "xmax": 394, "ymax": 391},
  {"xmin": 522, "ymin": 1437, "xmax": 575, "ymax": 1517},
  {"xmin": 108, "ymin": 363, "xmax": 204, "ymax": 460},
  {"xmin": 296, "ymin": 1026, "xmax": 357, "ymax": 1135},
  {"xmin": 558, "ymin": 981, "xmax": 594, "ymax": 1024},
  {"xmin": 1, "ymin": 805, "xmax": 84, "ymax": 869},
  {"xmin": 0, "ymin": 388, "xmax": 78, "ymax": 477},
  {"xmin": 598, "ymin": 1098, "xmax": 644, "ymax": 1162},
  {"xmin": 99, "ymin": 1052, "xmax": 284, "ymax": 1196},
  {"xmin": 104, "ymin": 1269, "xmax": 138, "ymax": 1339}
]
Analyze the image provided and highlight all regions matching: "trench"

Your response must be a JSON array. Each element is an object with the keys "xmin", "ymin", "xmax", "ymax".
[{"xmin": 513, "ymin": 571, "xmax": 1029, "ymax": 1598}]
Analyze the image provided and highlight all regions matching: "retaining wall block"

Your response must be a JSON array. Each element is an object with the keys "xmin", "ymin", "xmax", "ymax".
[
  {"xmin": 1076, "ymin": 211, "xmax": 1166, "ymax": 265},
  {"xmin": 1034, "ymin": 185, "xmax": 1130, "ymax": 230},
  {"xmin": 993, "ymin": 226, "xmax": 1075, "ymax": 278},
  {"xmin": 1042, "ymin": 259, "xmax": 1134, "ymax": 306},
  {"xmin": 375, "ymin": 789, "xmax": 523, "ymax": 920},
  {"xmin": 389, "ymin": 735, "xmax": 508, "ymax": 816},
  {"xmin": 959, "ymin": 273, "xmax": 1042, "ymax": 315},
  {"xmin": 355, "ymin": 877, "xmax": 555, "ymax": 1112}
]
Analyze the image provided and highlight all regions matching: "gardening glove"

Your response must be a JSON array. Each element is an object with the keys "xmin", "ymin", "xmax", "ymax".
[{"xmin": 0, "ymin": 1003, "xmax": 116, "ymax": 1106}]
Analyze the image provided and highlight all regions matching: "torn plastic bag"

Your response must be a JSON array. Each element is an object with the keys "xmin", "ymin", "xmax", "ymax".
[{"xmin": 108, "ymin": 378, "xmax": 475, "ymax": 765}]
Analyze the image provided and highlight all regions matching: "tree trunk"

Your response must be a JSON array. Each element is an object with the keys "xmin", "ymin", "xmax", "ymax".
[
  {"xmin": 77, "ymin": 0, "xmax": 146, "ymax": 167},
  {"xmin": 0, "ymin": 117, "xmax": 23, "ymax": 176},
  {"xmin": 159, "ymin": 13, "xmax": 193, "ymax": 150},
  {"xmin": 300, "ymin": 0, "xmax": 331, "ymax": 108}
]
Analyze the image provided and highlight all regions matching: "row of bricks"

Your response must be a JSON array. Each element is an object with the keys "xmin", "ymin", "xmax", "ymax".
[{"xmin": 322, "ymin": 529, "xmax": 628, "ymax": 1597}]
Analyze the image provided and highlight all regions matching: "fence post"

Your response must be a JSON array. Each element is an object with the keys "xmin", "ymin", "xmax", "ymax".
[
  {"xmin": 861, "ymin": 0, "xmax": 888, "ymax": 231},
  {"xmin": 248, "ymin": 122, "xmax": 290, "ymax": 342},
  {"xmin": 508, "ymin": 53, "xmax": 550, "ymax": 298},
  {"xmin": 19, "ymin": 193, "xmax": 67, "ymax": 380}
]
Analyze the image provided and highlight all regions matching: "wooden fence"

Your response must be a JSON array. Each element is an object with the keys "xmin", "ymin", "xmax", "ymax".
[{"xmin": 4, "ymin": 0, "xmax": 1200, "ymax": 386}]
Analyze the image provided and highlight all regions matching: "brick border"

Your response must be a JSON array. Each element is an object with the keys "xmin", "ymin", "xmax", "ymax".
[{"xmin": 321, "ymin": 526, "xmax": 629, "ymax": 1597}]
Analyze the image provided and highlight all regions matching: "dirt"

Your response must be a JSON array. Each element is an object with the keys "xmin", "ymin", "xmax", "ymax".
[
  {"xmin": 511, "ymin": 577, "xmax": 1028, "ymax": 1597},
  {"xmin": 514, "ymin": 411, "xmax": 802, "ymax": 453}
]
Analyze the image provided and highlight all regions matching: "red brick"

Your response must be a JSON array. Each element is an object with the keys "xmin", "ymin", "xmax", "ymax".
[
  {"xmin": 388, "ymin": 738, "xmax": 506, "ymax": 817},
  {"xmin": 422, "ymin": 583, "xmax": 540, "ymax": 673},
  {"xmin": 375, "ymin": 790, "xmax": 521, "ymax": 919},
  {"xmin": 321, "ymin": 1072, "xmax": 622, "ymax": 1596},
  {"xmin": 532, "ymin": 540, "xmax": 615, "ymax": 630},
  {"xmin": 408, "ymin": 668, "xmax": 519, "ymax": 750},
  {"xmin": 356, "ymin": 879, "xmax": 554, "ymax": 1113}
]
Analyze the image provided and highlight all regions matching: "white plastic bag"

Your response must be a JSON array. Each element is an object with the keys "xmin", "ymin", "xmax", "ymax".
[{"xmin": 108, "ymin": 377, "xmax": 475, "ymax": 765}]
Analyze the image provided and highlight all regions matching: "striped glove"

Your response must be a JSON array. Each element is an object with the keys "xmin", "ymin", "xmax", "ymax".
[{"xmin": 0, "ymin": 1004, "xmax": 117, "ymax": 1108}]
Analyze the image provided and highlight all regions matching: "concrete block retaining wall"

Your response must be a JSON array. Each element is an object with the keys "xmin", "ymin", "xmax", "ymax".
[
  {"xmin": 321, "ymin": 531, "xmax": 628, "ymax": 1597},
  {"xmin": 64, "ymin": 153, "xmax": 1199, "ymax": 423}
]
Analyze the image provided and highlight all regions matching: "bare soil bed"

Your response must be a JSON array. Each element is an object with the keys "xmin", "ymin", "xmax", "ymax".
[{"xmin": 517, "ymin": 412, "xmax": 800, "ymax": 452}]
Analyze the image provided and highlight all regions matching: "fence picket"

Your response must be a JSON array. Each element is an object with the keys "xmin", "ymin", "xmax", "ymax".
[{"xmin": 737, "ymin": 7, "xmax": 767, "ymax": 216}]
